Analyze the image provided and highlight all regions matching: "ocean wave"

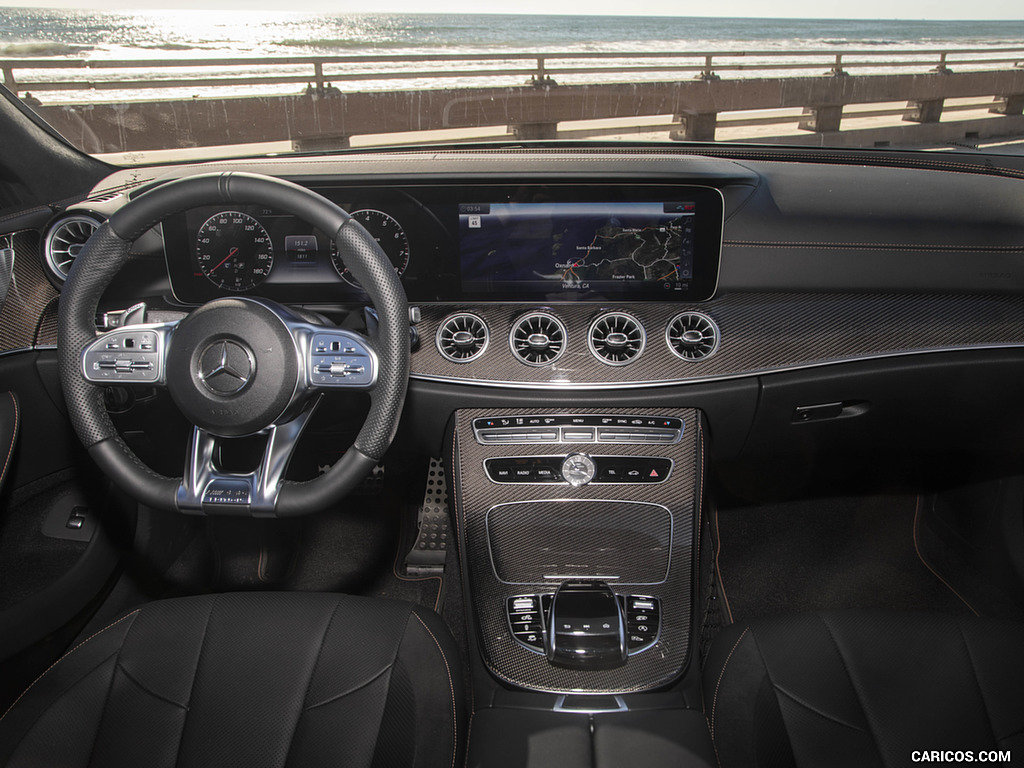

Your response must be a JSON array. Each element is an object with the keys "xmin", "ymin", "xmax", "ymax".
[
  {"xmin": 276, "ymin": 37, "xmax": 426, "ymax": 50},
  {"xmin": 137, "ymin": 42, "xmax": 202, "ymax": 51},
  {"xmin": 0, "ymin": 42, "xmax": 90, "ymax": 57}
]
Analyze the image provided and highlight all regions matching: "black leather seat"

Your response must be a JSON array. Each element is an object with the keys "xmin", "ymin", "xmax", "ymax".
[
  {"xmin": 704, "ymin": 611, "xmax": 1024, "ymax": 767},
  {"xmin": 0, "ymin": 592, "xmax": 463, "ymax": 768},
  {"xmin": 0, "ymin": 391, "xmax": 17, "ymax": 496}
]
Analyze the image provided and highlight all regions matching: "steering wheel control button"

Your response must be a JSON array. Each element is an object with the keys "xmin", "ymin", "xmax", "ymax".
[
  {"xmin": 83, "ymin": 328, "xmax": 164, "ymax": 383},
  {"xmin": 309, "ymin": 332, "xmax": 375, "ymax": 387},
  {"xmin": 198, "ymin": 339, "xmax": 255, "ymax": 395},
  {"xmin": 472, "ymin": 414, "xmax": 683, "ymax": 445},
  {"xmin": 561, "ymin": 454, "xmax": 597, "ymax": 487}
]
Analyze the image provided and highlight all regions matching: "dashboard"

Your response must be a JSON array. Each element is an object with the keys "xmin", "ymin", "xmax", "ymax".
[
  {"xmin": 12, "ymin": 147, "xmax": 1024, "ymax": 421},
  {"xmin": 162, "ymin": 183, "xmax": 724, "ymax": 305}
]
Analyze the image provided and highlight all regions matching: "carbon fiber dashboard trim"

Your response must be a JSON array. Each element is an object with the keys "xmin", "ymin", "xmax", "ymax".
[
  {"xmin": 0, "ymin": 231, "xmax": 59, "ymax": 354},
  {"xmin": 454, "ymin": 406, "xmax": 700, "ymax": 693},
  {"xmin": 412, "ymin": 293, "xmax": 1024, "ymax": 388}
]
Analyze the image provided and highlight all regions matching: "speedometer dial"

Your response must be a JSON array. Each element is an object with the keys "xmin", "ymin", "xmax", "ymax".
[
  {"xmin": 333, "ymin": 209, "xmax": 410, "ymax": 288},
  {"xmin": 196, "ymin": 211, "xmax": 274, "ymax": 292}
]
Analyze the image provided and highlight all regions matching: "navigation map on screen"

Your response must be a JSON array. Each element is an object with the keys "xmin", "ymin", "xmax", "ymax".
[{"xmin": 458, "ymin": 201, "xmax": 695, "ymax": 297}]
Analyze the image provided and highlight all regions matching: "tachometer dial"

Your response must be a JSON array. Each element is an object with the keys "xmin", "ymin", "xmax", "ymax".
[
  {"xmin": 196, "ymin": 211, "xmax": 274, "ymax": 292},
  {"xmin": 333, "ymin": 209, "xmax": 410, "ymax": 288}
]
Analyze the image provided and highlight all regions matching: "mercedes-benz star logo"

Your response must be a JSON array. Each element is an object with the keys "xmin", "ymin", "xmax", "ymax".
[{"xmin": 198, "ymin": 340, "xmax": 255, "ymax": 395}]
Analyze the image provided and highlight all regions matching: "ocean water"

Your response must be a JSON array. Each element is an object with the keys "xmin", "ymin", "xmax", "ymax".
[{"xmin": 2, "ymin": 8, "xmax": 1023, "ymax": 102}]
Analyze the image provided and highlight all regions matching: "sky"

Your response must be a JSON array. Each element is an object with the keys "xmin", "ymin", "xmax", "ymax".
[{"xmin": 0, "ymin": 0, "xmax": 1021, "ymax": 18}]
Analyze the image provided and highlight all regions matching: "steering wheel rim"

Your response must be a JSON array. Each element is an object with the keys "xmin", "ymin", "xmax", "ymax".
[{"xmin": 57, "ymin": 172, "xmax": 410, "ymax": 517}]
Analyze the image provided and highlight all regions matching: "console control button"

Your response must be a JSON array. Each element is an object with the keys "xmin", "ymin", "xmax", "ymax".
[
  {"xmin": 507, "ymin": 595, "xmax": 549, "ymax": 652},
  {"xmin": 622, "ymin": 595, "xmax": 661, "ymax": 653},
  {"xmin": 473, "ymin": 415, "xmax": 683, "ymax": 445}
]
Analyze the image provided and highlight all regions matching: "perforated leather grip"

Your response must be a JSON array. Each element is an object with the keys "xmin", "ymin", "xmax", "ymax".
[{"xmin": 58, "ymin": 172, "xmax": 410, "ymax": 515}]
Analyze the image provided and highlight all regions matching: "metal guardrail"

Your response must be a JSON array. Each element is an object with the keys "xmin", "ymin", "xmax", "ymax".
[{"xmin": 4, "ymin": 47, "xmax": 1024, "ymax": 97}]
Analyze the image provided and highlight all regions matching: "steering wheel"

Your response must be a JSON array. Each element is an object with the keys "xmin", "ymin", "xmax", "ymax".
[{"xmin": 57, "ymin": 172, "xmax": 410, "ymax": 517}]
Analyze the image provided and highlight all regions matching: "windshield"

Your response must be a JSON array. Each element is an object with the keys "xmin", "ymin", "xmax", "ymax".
[{"xmin": 2, "ymin": 6, "xmax": 1023, "ymax": 163}]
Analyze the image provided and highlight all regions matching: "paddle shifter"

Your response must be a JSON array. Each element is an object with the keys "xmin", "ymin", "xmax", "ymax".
[{"xmin": 546, "ymin": 580, "xmax": 627, "ymax": 669}]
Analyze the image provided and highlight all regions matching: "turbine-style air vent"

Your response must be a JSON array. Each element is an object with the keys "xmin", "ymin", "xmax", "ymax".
[
  {"xmin": 436, "ymin": 312, "xmax": 489, "ymax": 363},
  {"xmin": 509, "ymin": 311, "xmax": 567, "ymax": 366},
  {"xmin": 44, "ymin": 214, "xmax": 102, "ymax": 282},
  {"xmin": 588, "ymin": 312, "xmax": 645, "ymax": 366},
  {"xmin": 666, "ymin": 311, "xmax": 720, "ymax": 362}
]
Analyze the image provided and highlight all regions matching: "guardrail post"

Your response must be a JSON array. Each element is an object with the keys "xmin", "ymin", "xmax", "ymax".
[
  {"xmin": 932, "ymin": 52, "xmax": 952, "ymax": 74},
  {"xmin": 903, "ymin": 99, "xmax": 944, "ymax": 123},
  {"xmin": 313, "ymin": 62, "xmax": 325, "ymax": 92},
  {"xmin": 830, "ymin": 54, "xmax": 848, "ymax": 77},
  {"xmin": 509, "ymin": 122, "xmax": 559, "ymax": 139},
  {"xmin": 670, "ymin": 110, "xmax": 717, "ymax": 141},
  {"xmin": 698, "ymin": 55, "xmax": 720, "ymax": 82},
  {"xmin": 798, "ymin": 105, "xmax": 843, "ymax": 133},
  {"xmin": 529, "ymin": 57, "xmax": 557, "ymax": 87},
  {"xmin": 1, "ymin": 66, "xmax": 17, "ymax": 95},
  {"xmin": 990, "ymin": 94, "xmax": 1024, "ymax": 115}
]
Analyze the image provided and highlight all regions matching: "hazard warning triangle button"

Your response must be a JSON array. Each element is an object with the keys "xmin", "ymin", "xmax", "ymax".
[{"xmin": 649, "ymin": 469, "xmax": 659, "ymax": 478}]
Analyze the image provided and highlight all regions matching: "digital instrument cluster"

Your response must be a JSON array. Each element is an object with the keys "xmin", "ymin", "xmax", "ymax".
[{"xmin": 163, "ymin": 184, "xmax": 723, "ymax": 305}]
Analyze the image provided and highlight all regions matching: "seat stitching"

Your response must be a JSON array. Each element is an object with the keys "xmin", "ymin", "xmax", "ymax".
[
  {"xmin": 280, "ymin": 597, "xmax": 345, "ymax": 768},
  {"xmin": 303, "ymin": 664, "xmax": 394, "ymax": 712},
  {"xmin": 955, "ymin": 617, "xmax": 1000, "ymax": 747},
  {"xmin": 912, "ymin": 494, "xmax": 979, "ymax": 616},
  {"xmin": 172, "ymin": 594, "xmax": 220, "ymax": 768},
  {"xmin": 84, "ymin": 633, "xmax": 125, "ymax": 768},
  {"xmin": 0, "ymin": 610, "xmax": 140, "ymax": 723},
  {"xmin": 773, "ymin": 684, "xmax": 868, "ymax": 733},
  {"xmin": 411, "ymin": 611, "xmax": 458, "ymax": 768},
  {"xmin": 703, "ymin": 713, "xmax": 723, "ymax": 768},
  {"xmin": 818, "ymin": 614, "xmax": 891, "ymax": 768},
  {"xmin": 1, "ymin": 648, "xmax": 122, "ymax": 762},
  {"xmin": 0, "ymin": 391, "xmax": 20, "ymax": 491},
  {"xmin": 114, "ymin": 660, "xmax": 189, "ymax": 710},
  {"xmin": 709, "ymin": 627, "xmax": 748, "ymax": 742}
]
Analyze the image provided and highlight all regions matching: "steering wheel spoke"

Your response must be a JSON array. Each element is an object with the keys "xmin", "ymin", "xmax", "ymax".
[
  {"xmin": 176, "ymin": 398, "xmax": 318, "ymax": 516},
  {"xmin": 81, "ymin": 320, "xmax": 178, "ymax": 385}
]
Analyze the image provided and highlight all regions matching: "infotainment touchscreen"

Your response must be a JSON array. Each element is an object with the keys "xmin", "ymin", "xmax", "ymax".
[
  {"xmin": 459, "ymin": 201, "xmax": 698, "ymax": 299},
  {"xmin": 455, "ymin": 190, "xmax": 721, "ymax": 302}
]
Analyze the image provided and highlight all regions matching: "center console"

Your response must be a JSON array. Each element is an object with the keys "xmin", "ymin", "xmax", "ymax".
[{"xmin": 451, "ymin": 406, "xmax": 702, "ymax": 694}]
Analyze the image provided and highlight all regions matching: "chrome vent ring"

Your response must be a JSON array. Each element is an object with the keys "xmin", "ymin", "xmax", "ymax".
[
  {"xmin": 588, "ymin": 311, "xmax": 645, "ymax": 366},
  {"xmin": 509, "ymin": 311, "xmax": 567, "ymax": 366},
  {"xmin": 44, "ymin": 213, "xmax": 102, "ymax": 282},
  {"xmin": 666, "ymin": 311, "xmax": 720, "ymax": 361},
  {"xmin": 436, "ymin": 312, "xmax": 489, "ymax": 363}
]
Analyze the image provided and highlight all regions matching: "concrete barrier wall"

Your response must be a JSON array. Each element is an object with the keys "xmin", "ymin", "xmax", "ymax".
[{"xmin": 32, "ymin": 69, "xmax": 1024, "ymax": 153}]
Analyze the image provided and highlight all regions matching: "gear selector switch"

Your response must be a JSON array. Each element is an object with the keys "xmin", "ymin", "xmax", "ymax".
[{"xmin": 546, "ymin": 580, "xmax": 627, "ymax": 670}]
